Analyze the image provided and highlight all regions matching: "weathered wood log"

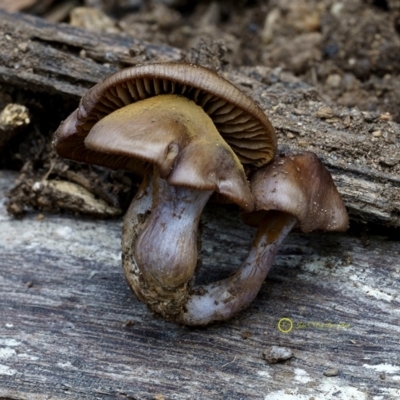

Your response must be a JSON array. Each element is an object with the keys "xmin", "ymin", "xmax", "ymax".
[
  {"xmin": 0, "ymin": 9, "xmax": 183, "ymax": 97},
  {"xmin": 1, "ymin": 170, "xmax": 400, "ymax": 399},
  {"xmin": 0, "ymin": 9, "xmax": 399, "ymax": 227}
]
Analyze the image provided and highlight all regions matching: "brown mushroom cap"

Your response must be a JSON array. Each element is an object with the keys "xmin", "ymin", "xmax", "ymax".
[
  {"xmin": 249, "ymin": 152, "xmax": 349, "ymax": 232},
  {"xmin": 53, "ymin": 62, "xmax": 276, "ymax": 171},
  {"xmin": 85, "ymin": 94, "xmax": 254, "ymax": 210}
]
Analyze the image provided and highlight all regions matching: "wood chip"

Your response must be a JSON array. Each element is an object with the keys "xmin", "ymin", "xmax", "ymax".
[
  {"xmin": 315, "ymin": 106, "xmax": 334, "ymax": 119},
  {"xmin": 263, "ymin": 346, "xmax": 294, "ymax": 364},
  {"xmin": 323, "ymin": 368, "xmax": 339, "ymax": 377}
]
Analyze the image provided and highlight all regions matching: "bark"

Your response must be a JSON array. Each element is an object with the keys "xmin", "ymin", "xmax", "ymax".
[{"xmin": 0, "ymin": 170, "xmax": 399, "ymax": 400}]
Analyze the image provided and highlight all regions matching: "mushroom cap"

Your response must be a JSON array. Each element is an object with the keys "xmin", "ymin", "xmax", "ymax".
[
  {"xmin": 248, "ymin": 152, "xmax": 349, "ymax": 232},
  {"xmin": 53, "ymin": 62, "xmax": 276, "ymax": 171},
  {"xmin": 84, "ymin": 94, "xmax": 254, "ymax": 211}
]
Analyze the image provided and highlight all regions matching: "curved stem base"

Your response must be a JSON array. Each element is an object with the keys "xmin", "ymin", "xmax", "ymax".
[{"xmin": 178, "ymin": 212, "xmax": 297, "ymax": 325}]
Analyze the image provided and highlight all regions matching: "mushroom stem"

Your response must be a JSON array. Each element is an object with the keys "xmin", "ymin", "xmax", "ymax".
[
  {"xmin": 179, "ymin": 211, "xmax": 297, "ymax": 325},
  {"xmin": 122, "ymin": 171, "xmax": 212, "ymax": 317},
  {"xmin": 136, "ymin": 172, "xmax": 212, "ymax": 288}
]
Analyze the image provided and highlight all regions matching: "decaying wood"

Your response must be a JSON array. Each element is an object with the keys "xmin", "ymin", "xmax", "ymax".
[
  {"xmin": 1, "ymin": 170, "xmax": 400, "ymax": 399},
  {"xmin": 0, "ymin": 9, "xmax": 399, "ymax": 227},
  {"xmin": 0, "ymin": 9, "xmax": 183, "ymax": 97}
]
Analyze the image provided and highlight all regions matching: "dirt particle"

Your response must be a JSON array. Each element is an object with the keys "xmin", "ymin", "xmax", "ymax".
[
  {"xmin": 241, "ymin": 330, "xmax": 252, "ymax": 340},
  {"xmin": 17, "ymin": 42, "xmax": 29, "ymax": 53},
  {"xmin": 263, "ymin": 346, "xmax": 293, "ymax": 364},
  {"xmin": 379, "ymin": 156, "xmax": 400, "ymax": 167},
  {"xmin": 298, "ymin": 140, "xmax": 309, "ymax": 147},
  {"xmin": 287, "ymin": 132, "xmax": 295, "ymax": 139},
  {"xmin": 326, "ymin": 74, "xmax": 341, "ymax": 88},
  {"xmin": 36, "ymin": 213, "xmax": 45, "ymax": 221},
  {"xmin": 315, "ymin": 107, "xmax": 334, "ymax": 119},
  {"xmin": 379, "ymin": 112, "xmax": 392, "ymax": 122},
  {"xmin": 323, "ymin": 367, "xmax": 339, "ymax": 377},
  {"xmin": 123, "ymin": 320, "xmax": 135, "ymax": 327},
  {"xmin": 344, "ymin": 115, "xmax": 351, "ymax": 127}
]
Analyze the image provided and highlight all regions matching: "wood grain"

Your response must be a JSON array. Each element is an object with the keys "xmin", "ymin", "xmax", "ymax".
[{"xmin": 1, "ymin": 171, "xmax": 400, "ymax": 399}]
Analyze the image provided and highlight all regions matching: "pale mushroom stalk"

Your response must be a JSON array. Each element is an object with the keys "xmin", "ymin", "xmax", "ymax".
[
  {"xmin": 180, "ymin": 211, "xmax": 296, "ymax": 325},
  {"xmin": 134, "ymin": 171, "xmax": 212, "ymax": 289}
]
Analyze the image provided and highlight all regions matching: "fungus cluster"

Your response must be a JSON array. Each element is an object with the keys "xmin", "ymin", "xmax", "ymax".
[{"xmin": 53, "ymin": 62, "xmax": 348, "ymax": 325}]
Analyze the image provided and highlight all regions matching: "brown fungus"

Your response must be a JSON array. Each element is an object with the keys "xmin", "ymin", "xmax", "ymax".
[
  {"xmin": 53, "ymin": 62, "xmax": 276, "ymax": 321},
  {"xmin": 53, "ymin": 62, "xmax": 276, "ymax": 169},
  {"xmin": 179, "ymin": 152, "xmax": 348, "ymax": 325}
]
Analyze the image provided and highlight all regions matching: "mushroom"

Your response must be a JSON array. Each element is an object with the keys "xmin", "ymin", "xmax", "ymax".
[
  {"xmin": 52, "ymin": 62, "xmax": 276, "ymax": 320},
  {"xmin": 179, "ymin": 152, "xmax": 348, "ymax": 325}
]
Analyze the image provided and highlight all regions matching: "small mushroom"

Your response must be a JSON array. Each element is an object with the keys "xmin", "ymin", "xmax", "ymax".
[
  {"xmin": 53, "ymin": 62, "xmax": 276, "ymax": 320},
  {"xmin": 179, "ymin": 152, "xmax": 348, "ymax": 325}
]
